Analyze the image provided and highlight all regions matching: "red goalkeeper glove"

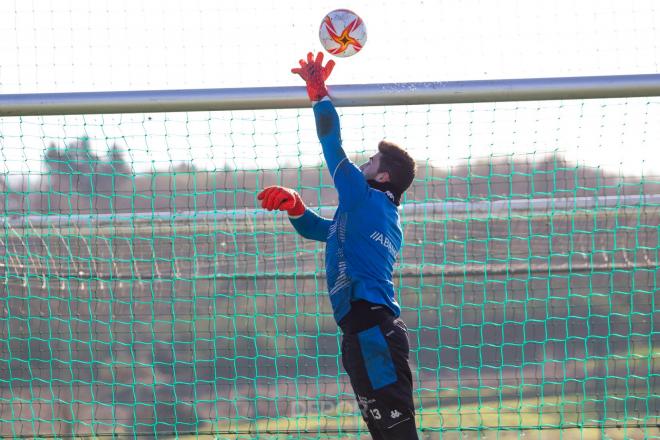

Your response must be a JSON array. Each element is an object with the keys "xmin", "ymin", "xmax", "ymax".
[
  {"xmin": 257, "ymin": 186, "xmax": 306, "ymax": 217},
  {"xmin": 291, "ymin": 51, "xmax": 336, "ymax": 102}
]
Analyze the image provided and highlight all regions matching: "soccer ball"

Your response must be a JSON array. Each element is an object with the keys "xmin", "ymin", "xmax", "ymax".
[{"xmin": 319, "ymin": 9, "xmax": 367, "ymax": 57}]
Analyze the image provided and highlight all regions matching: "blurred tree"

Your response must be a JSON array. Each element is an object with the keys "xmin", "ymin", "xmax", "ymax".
[
  {"xmin": 44, "ymin": 137, "xmax": 130, "ymax": 195},
  {"xmin": 0, "ymin": 176, "xmax": 21, "ymax": 213}
]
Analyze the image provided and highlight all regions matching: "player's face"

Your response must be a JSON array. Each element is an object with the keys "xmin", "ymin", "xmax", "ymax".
[
  {"xmin": 359, "ymin": 152, "xmax": 390, "ymax": 182},
  {"xmin": 359, "ymin": 153, "xmax": 381, "ymax": 179}
]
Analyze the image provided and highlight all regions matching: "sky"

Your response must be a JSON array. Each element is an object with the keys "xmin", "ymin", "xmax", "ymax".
[{"xmin": 0, "ymin": 0, "xmax": 659, "ymax": 177}]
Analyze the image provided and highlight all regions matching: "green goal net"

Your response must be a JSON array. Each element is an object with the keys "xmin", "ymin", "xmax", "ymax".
[{"xmin": 0, "ymin": 99, "xmax": 658, "ymax": 439}]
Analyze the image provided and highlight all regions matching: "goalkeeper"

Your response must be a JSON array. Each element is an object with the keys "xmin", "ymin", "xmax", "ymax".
[{"xmin": 258, "ymin": 52, "xmax": 418, "ymax": 439}]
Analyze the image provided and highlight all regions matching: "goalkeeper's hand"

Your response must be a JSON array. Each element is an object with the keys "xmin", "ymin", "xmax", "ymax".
[
  {"xmin": 257, "ymin": 186, "xmax": 306, "ymax": 217},
  {"xmin": 291, "ymin": 51, "xmax": 335, "ymax": 102}
]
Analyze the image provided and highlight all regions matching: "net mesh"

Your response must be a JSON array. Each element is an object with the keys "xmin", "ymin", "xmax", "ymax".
[{"xmin": 0, "ymin": 100, "xmax": 658, "ymax": 438}]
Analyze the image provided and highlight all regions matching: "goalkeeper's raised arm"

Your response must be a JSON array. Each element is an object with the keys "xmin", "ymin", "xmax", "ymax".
[{"xmin": 291, "ymin": 51, "xmax": 371, "ymax": 211}]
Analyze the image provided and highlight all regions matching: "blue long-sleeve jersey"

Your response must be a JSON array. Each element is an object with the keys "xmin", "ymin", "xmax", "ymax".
[{"xmin": 290, "ymin": 98, "xmax": 403, "ymax": 324}]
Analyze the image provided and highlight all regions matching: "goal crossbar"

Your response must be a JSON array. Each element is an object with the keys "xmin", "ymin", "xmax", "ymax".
[{"xmin": 1, "ymin": 74, "xmax": 660, "ymax": 116}]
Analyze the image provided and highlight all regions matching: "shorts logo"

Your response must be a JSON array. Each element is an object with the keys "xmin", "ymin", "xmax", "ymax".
[
  {"xmin": 390, "ymin": 409, "xmax": 401, "ymax": 419},
  {"xmin": 357, "ymin": 394, "xmax": 378, "ymax": 419}
]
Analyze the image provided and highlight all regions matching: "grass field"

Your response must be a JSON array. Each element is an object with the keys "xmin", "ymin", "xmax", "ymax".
[
  {"xmin": 188, "ymin": 392, "xmax": 659, "ymax": 439},
  {"xmin": 183, "ymin": 348, "xmax": 659, "ymax": 439}
]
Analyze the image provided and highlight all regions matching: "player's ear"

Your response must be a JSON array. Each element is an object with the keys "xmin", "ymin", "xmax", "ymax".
[{"xmin": 376, "ymin": 171, "xmax": 390, "ymax": 183}]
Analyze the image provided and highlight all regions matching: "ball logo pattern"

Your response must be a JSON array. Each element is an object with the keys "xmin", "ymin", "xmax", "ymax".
[{"xmin": 319, "ymin": 9, "xmax": 367, "ymax": 57}]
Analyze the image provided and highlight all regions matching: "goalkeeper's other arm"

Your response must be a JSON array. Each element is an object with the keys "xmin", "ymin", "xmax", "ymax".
[
  {"xmin": 257, "ymin": 186, "xmax": 330, "ymax": 242},
  {"xmin": 258, "ymin": 186, "xmax": 305, "ymax": 218}
]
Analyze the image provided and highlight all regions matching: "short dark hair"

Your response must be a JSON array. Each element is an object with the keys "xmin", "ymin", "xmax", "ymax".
[{"xmin": 377, "ymin": 140, "xmax": 416, "ymax": 196}]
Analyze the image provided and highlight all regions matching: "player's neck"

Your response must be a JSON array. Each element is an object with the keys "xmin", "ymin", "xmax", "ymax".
[{"xmin": 367, "ymin": 180, "xmax": 400, "ymax": 205}]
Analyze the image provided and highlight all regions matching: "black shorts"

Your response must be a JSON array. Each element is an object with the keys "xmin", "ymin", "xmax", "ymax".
[{"xmin": 340, "ymin": 313, "xmax": 419, "ymax": 439}]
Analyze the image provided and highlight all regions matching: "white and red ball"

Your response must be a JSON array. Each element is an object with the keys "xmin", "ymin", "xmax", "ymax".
[{"xmin": 319, "ymin": 9, "xmax": 367, "ymax": 57}]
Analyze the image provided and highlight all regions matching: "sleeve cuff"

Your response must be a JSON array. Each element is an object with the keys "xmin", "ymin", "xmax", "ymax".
[{"xmin": 311, "ymin": 96, "xmax": 332, "ymax": 106}]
